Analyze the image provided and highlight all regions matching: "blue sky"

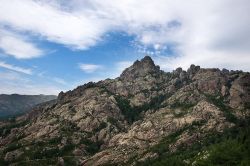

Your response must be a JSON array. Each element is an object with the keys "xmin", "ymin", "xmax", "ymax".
[{"xmin": 0, "ymin": 0, "xmax": 250, "ymax": 94}]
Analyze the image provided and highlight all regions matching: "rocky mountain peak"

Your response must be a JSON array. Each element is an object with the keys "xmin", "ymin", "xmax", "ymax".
[
  {"xmin": 1, "ymin": 56, "xmax": 250, "ymax": 166},
  {"xmin": 120, "ymin": 55, "xmax": 160, "ymax": 80},
  {"xmin": 140, "ymin": 55, "xmax": 155, "ymax": 66}
]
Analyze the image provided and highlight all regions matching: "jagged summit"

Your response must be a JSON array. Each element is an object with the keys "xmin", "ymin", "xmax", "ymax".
[
  {"xmin": 120, "ymin": 55, "xmax": 160, "ymax": 80},
  {"xmin": 139, "ymin": 55, "xmax": 155, "ymax": 66}
]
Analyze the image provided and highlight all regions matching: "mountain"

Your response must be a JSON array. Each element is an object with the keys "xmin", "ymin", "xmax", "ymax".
[
  {"xmin": 0, "ymin": 94, "xmax": 57, "ymax": 118},
  {"xmin": 0, "ymin": 56, "xmax": 250, "ymax": 165}
]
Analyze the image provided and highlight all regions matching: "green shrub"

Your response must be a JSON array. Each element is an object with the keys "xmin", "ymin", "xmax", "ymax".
[
  {"xmin": 93, "ymin": 122, "xmax": 107, "ymax": 133},
  {"xmin": 244, "ymin": 102, "xmax": 250, "ymax": 109},
  {"xmin": 115, "ymin": 95, "xmax": 166, "ymax": 124},
  {"xmin": 63, "ymin": 156, "xmax": 77, "ymax": 165},
  {"xmin": 60, "ymin": 144, "xmax": 75, "ymax": 156},
  {"xmin": 3, "ymin": 143, "xmax": 22, "ymax": 153},
  {"xmin": 114, "ymin": 96, "xmax": 140, "ymax": 124},
  {"xmin": 48, "ymin": 137, "xmax": 62, "ymax": 144},
  {"xmin": 80, "ymin": 138, "xmax": 103, "ymax": 155},
  {"xmin": 0, "ymin": 120, "xmax": 28, "ymax": 137}
]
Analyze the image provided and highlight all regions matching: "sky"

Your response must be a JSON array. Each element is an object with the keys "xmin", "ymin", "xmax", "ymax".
[{"xmin": 0, "ymin": 0, "xmax": 250, "ymax": 95}]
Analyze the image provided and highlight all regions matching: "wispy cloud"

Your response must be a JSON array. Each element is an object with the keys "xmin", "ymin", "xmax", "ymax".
[
  {"xmin": 0, "ymin": 71, "xmax": 24, "ymax": 81},
  {"xmin": 0, "ymin": 61, "xmax": 32, "ymax": 75},
  {"xmin": 0, "ymin": 71, "xmax": 64, "ymax": 95},
  {"xmin": 53, "ymin": 77, "xmax": 67, "ymax": 85},
  {"xmin": 0, "ymin": 28, "xmax": 44, "ymax": 59},
  {"xmin": 79, "ymin": 63, "xmax": 103, "ymax": 73}
]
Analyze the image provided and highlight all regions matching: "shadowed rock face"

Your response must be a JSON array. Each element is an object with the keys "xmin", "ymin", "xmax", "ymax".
[{"xmin": 0, "ymin": 56, "xmax": 249, "ymax": 165}]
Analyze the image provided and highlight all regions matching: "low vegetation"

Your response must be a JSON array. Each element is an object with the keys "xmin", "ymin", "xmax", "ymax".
[
  {"xmin": 136, "ymin": 119, "xmax": 250, "ymax": 166},
  {"xmin": 205, "ymin": 94, "xmax": 237, "ymax": 123},
  {"xmin": 115, "ymin": 94, "xmax": 166, "ymax": 124}
]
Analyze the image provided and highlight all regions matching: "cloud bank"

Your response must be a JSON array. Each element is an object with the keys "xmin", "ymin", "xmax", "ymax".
[{"xmin": 0, "ymin": 0, "xmax": 250, "ymax": 70}]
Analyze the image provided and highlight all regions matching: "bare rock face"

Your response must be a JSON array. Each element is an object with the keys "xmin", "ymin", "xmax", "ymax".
[
  {"xmin": 120, "ymin": 56, "xmax": 161, "ymax": 81},
  {"xmin": 229, "ymin": 74, "xmax": 250, "ymax": 109},
  {"xmin": 0, "ymin": 56, "xmax": 249, "ymax": 165},
  {"xmin": 84, "ymin": 100, "xmax": 234, "ymax": 165},
  {"xmin": 193, "ymin": 68, "xmax": 226, "ymax": 95},
  {"xmin": 187, "ymin": 64, "xmax": 200, "ymax": 79}
]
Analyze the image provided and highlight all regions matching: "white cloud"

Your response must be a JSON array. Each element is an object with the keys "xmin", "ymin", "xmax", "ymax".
[
  {"xmin": 79, "ymin": 63, "xmax": 103, "ymax": 73},
  {"xmin": 0, "ymin": 0, "xmax": 250, "ymax": 70},
  {"xmin": 0, "ymin": 61, "xmax": 32, "ymax": 75},
  {"xmin": 0, "ymin": 0, "xmax": 107, "ymax": 50},
  {"xmin": 0, "ymin": 29, "xmax": 44, "ymax": 59}
]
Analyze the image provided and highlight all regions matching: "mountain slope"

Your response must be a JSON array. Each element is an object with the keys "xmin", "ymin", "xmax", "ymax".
[
  {"xmin": 0, "ymin": 56, "xmax": 249, "ymax": 165},
  {"xmin": 0, "ymin": 94, "xmax": 57, "ymax": 118}
]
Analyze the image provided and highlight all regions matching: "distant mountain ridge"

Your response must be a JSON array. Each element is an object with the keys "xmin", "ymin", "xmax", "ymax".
[{"xmin": 0, "ymin": 94, "xmax": 57, "ymax": 118}]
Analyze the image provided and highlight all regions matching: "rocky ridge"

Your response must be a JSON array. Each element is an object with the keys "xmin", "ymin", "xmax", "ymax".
[{"xmin": 0, "ymin": 56, "xmax": 249, "ymax": 165}]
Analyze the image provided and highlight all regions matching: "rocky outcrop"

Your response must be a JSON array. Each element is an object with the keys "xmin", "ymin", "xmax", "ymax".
[
  {"xmin": 229, "ymin": 74, "xmax": 250, "ymax": 109},
  {"xmin": 120, "ymin": 56, "xmax": 161, "ymax": 81},
  {"xmin": 0, "ymin": 56, "xmax": 249, "ymax": 165}
]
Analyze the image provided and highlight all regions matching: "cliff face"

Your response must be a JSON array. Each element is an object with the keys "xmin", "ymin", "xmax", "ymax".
[{"xmin": 0, "ymin": 56, "xmax": 250, "ymax": 165}]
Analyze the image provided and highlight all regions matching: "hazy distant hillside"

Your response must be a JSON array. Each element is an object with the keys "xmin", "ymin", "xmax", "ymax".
[{"xmin": 0, "ymin": 94, "xmax": 57, "ymax": 118}]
